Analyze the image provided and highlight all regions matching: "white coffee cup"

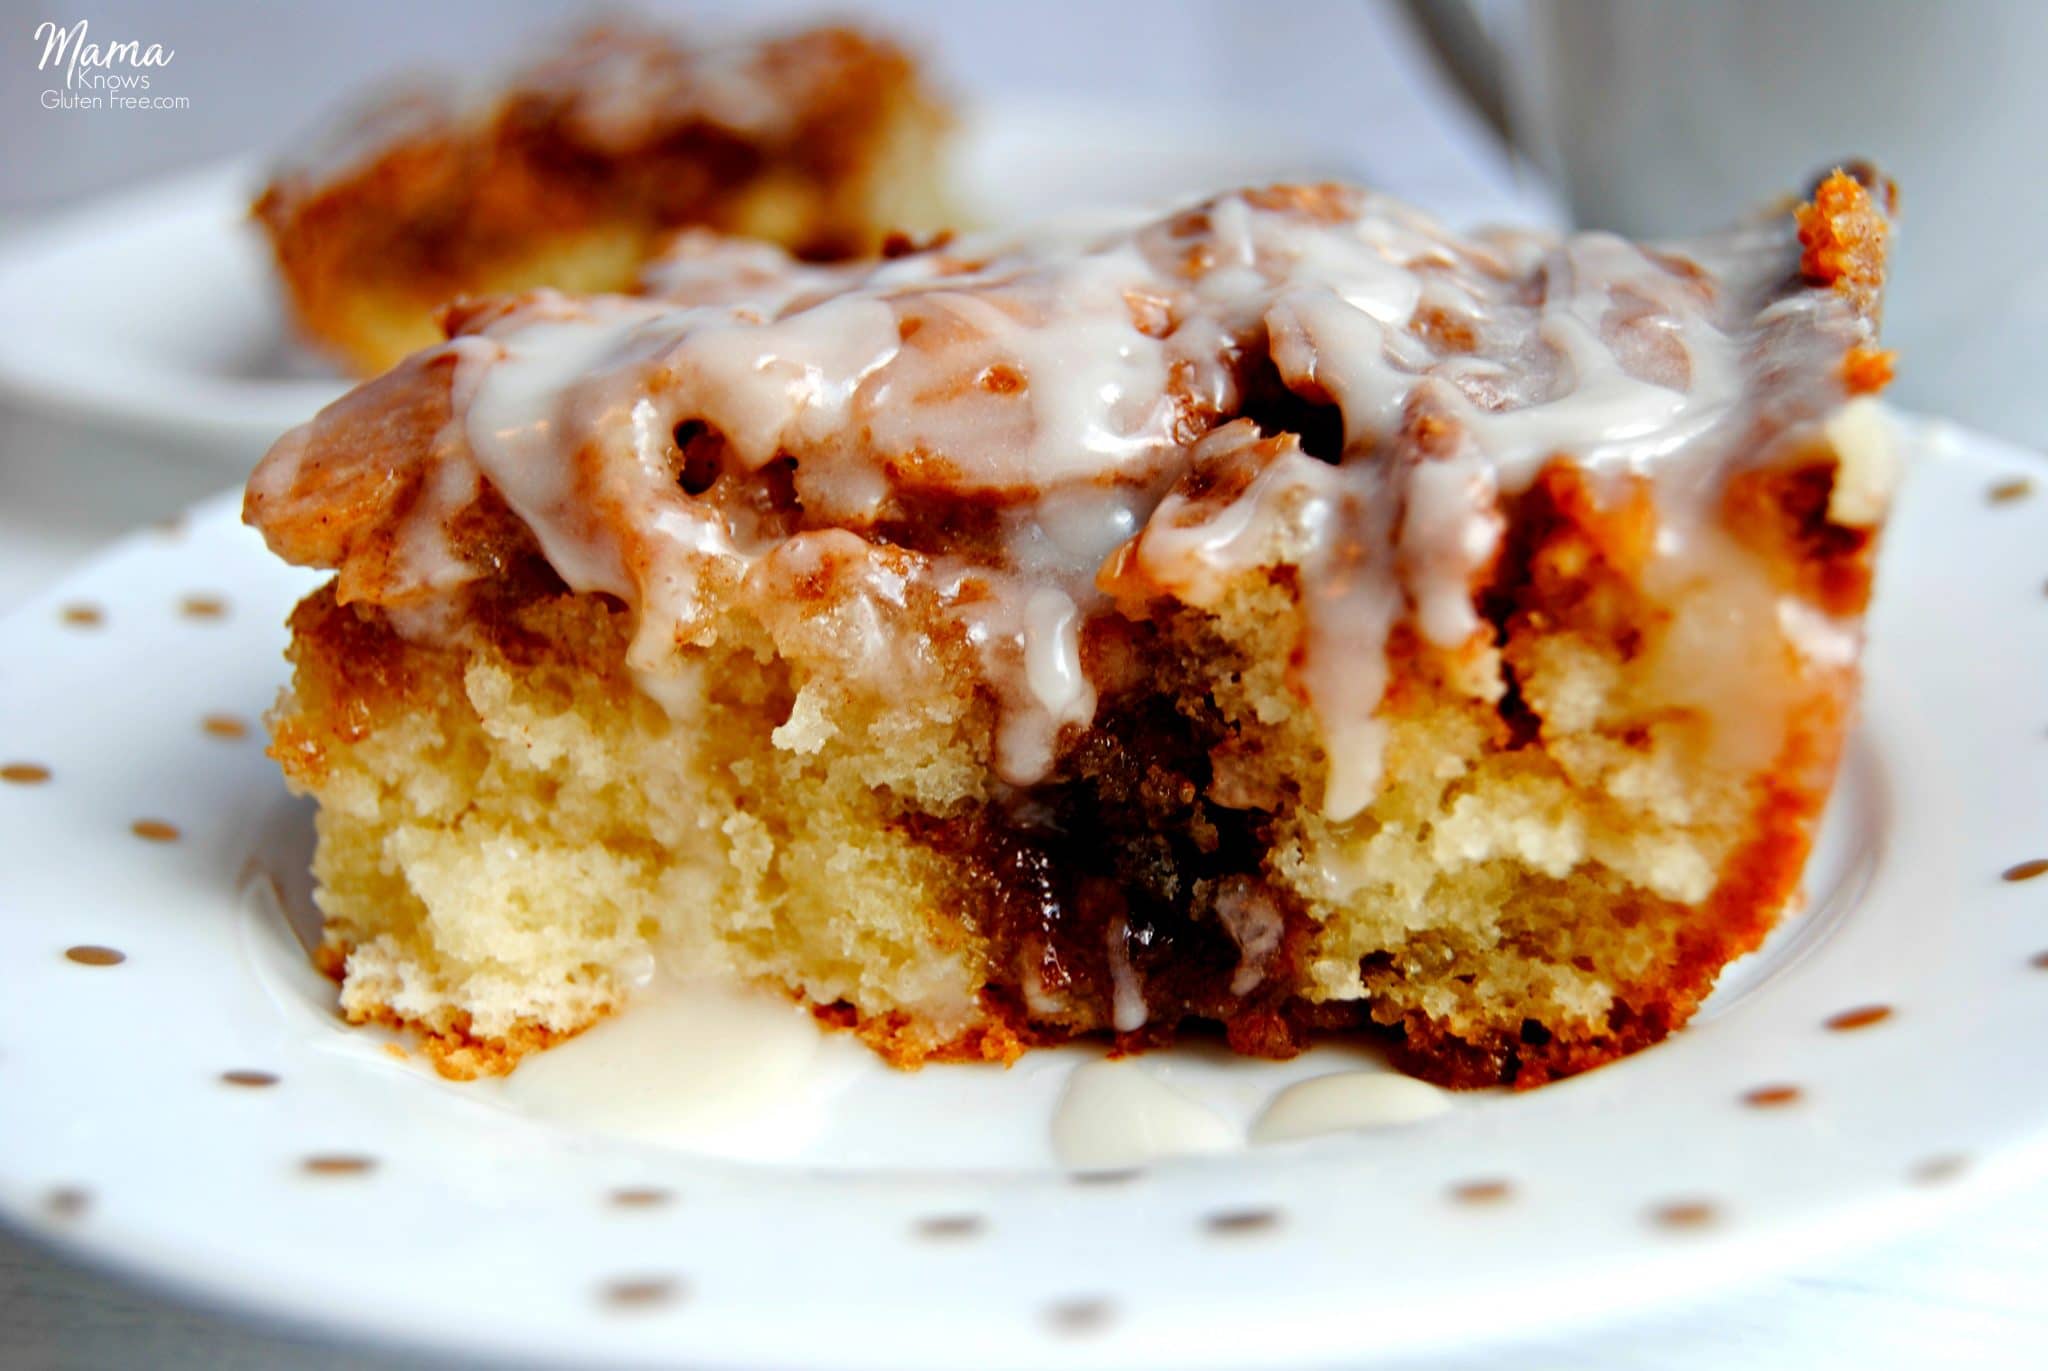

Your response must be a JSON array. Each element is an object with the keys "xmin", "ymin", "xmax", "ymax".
[{"xmin": 1437, "ymin": 0, "xmax": 2048, "ymax": 443}]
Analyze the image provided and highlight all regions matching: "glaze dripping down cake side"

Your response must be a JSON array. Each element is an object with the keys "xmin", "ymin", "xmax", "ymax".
[
  {"xmin": 254, "ymin": 20, "xmax": 952, "ymax": 376},
  {"xmin": 245, "ymin": 171, "xmax": 1895, "ymax": 1086}
]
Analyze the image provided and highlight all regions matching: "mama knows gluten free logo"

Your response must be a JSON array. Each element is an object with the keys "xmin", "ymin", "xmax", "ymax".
[{"xmin": 35, "ymin": 18, "xmax": 187, "ymax": 111}]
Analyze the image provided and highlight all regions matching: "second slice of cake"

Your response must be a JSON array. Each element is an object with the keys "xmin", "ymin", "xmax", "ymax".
[{"xmin": 255, "ymin": 20, "xmax": 951, "ymax": 375}]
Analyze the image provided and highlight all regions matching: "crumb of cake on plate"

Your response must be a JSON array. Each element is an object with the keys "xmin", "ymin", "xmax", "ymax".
[
  {"xmin": 244, "ymin": 168, "xmax": 1895, "ymax": 1087},
  {"xmin": 254, "ymin": 20, "xmax": 952, "ymax": 376}
]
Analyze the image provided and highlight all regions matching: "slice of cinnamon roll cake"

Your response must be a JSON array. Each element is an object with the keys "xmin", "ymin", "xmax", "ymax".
[{"xmin": 245, "ymin": 170, "xmax": 1896, "ymax": 1086}]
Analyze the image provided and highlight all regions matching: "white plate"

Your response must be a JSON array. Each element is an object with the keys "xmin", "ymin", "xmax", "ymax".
[
  {"xmin": 1, "ymin": 416, "xmax": 2043, "ymax": 1369},
  {"xmin": 0, "ymin": 98, "xmax": 1389, "ymax": 458}
]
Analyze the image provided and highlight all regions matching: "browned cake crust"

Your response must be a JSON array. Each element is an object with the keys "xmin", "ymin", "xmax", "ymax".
[{"xmin": 256, "ymin": 21, "xmax": 950, "ymax": 374}]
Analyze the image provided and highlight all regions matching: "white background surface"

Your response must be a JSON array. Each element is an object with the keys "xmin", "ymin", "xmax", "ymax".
[{"xmin": 1, "ymin": 0, "xmax": 2045, "ymax": 1366}]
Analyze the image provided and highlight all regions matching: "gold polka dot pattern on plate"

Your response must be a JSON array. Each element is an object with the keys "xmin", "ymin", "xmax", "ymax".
[
  {"xmin": 201, "ymin": 714, "xmax": 248, "ymax": 741},
  {"xmin": 302, "ymin": 1155, "xmax": 377, "ymax": 1177},
  {"xmin": 602, "ymin": 1277, "xmax": 683, "ymax": 1310},
  {"xmin": 1203, "ymin": 1208, "xmax": 1280, "ymax": 1236},
  {"xmin": 608, "ymin": 1187, "xmax": 673, "ymax": 1210},
  {"xmin": 1825, "ymin": 1004, "xmax": 1893, "ymax": 1031},
  {"xmin": 1046, "ymin": 1297, "xmax": 1114, "ymax": 1336},
  {"xmin": 1068, "ymin": 1168, "xmax": 1140, "ymax": 1186},
  {"xmin": 130, "ymin": 819, "xmax": 180, "ymax": 843},
  {"xmin": 45, "ymin": 1187, "xmax": 89, "ymax": 1220},
  {"xmin": 1743, "ymin": 1085, "xmax": 1803, "ymax": 1108},
  {"xmin": 2001, "ymin": 858, "xmax": 2048, "ymax": 882},
  {"xmin": 1, "ymin": 762, "xmax": 51, "ymax": 785},
  {"xmin": 1450, "ymin": 1180, "xmax": 1514, "ymax": 1205},
  {"xmin": 59, "ymin": 603, "xmax": 103, "ymax": 627},
  {"xmin": 1912, "ymin": 1155, "xmax": 1968, "ymax": 1186},
  {"xmin": 914, "ymin": 1214, "xmax": 985, "ymax": 1240},
  {"xmin": 1989, "ymin": 477, "xmax": 2033, "ymax": 504},
  {"xmin": 65, "ymin": 945, "xmax": 125, "ymax": 966},
  {"xmin": 221, "ymin": 1070, "xmax": 278, "ymax": 1088},
  {"xmin": 1650, "ymin": 1200, "xmax": 1719, "ymax": 1231},
  {"xmin": 179, "ymin": 594, "xmax": 227, "ymax": 620},
  {"xmin": 2031, "ymin": 950, "xmax": 2048, "ymax": 971}
]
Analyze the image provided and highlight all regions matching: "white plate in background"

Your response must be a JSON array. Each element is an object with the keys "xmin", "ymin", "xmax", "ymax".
[
  {"xmin": 0, "ymin": 99, "xmax": 1387, "ymax": 458},
  {"xmin": 0, "ymin": 418, "xmax": 2044, "ymax": 1368}
]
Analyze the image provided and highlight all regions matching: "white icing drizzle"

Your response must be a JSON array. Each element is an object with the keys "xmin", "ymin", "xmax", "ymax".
[
  {"xmin": 268, "ymin": 22, "xmax": 891, "ymax": 200},
  {"xmin": 251, "ymin": 183, "xmax": 1880, "ymax": 811},
  {"xmin": 1104, "ymin": 917, "xmax": 1149, "ymax": 1034},
  {"xmin": 529, "ymin": 25, "xmax": 792, "ymax": 148},
  {"xmin": 495, "ymin": 974, "xmax": 860, "ymax": 1158},
  {"xmin": 1050, "ymin": 1058, "xmax": 1238, "ymax": 1169},
  {"xmin": 1213, "ymin": 875, "xmax": 1286, "ymax": 996},
  {"xmin": 1249, "ymin": 1070, "xmax": 1455, "ymax": 1143}
]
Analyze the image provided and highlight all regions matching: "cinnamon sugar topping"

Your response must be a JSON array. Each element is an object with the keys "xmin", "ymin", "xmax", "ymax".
[{"xmin": 249, "ymin": 181, "xmax": 1890, "ymax": 814}]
